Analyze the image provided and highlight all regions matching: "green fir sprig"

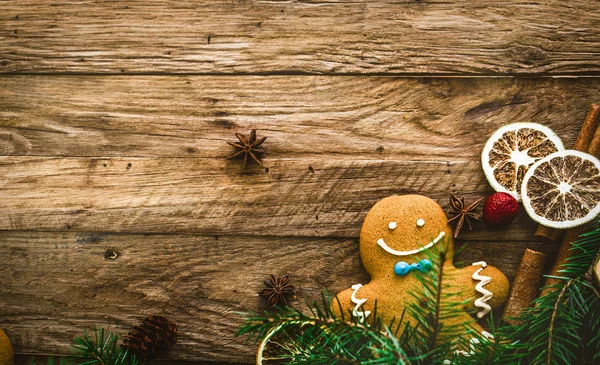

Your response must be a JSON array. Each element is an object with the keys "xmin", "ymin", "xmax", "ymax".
[
  {"xmin": 399, "ymin": 244, "xmax": 473, "ymax": 364},
  {"xmin": 238, "ymin": 292, "xmax": 410, "ymax": 364},
  {"xmin": 506, "ymin": 221, "xmax": 600, "ymax": 365},
  {"xmin": 238, "ymin": 238, "xmax": 484, "ymax": 364},
  {"xmin": 445, "ymin": 314, "xmax": 528, "ymax": 365},
  {"xmin": 70, "ymin": 327, "xmax": 140, "ymax": 365}
]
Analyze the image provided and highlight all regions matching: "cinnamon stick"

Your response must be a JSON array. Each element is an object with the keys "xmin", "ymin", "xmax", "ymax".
[
  {"xmin": 573, "ymin": 104, "xmax": 600, "ymax": 151},
  {"xmin": 503, "ymin": 249, "xmax": 547, "ymax": 324},
  {"xmin": 540, "ymin": 227, "xmax": 584, "ymax": 296},
  {"xmin": 535, "ymin": 104, "xmax": 600, "ymax": 242},
  {"xmin": 533, "ymin": 227, "xmax": 564, "ymax": 243},
  {"xmin": 588, "ymin": 120, "xmax": 600, "ymax": 157}
]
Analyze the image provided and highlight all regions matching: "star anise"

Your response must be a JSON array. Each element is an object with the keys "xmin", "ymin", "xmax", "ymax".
[
  {"xmin": 448, "ymin": 193, "xmax": 483, "ymax": 238},
  {"xmin": 258, "ymin": 274, "xmax": 295, "ymax": 308},
  {"xmin": 227, "ymin": 130, "xmax": 267, "ymax": 167}
]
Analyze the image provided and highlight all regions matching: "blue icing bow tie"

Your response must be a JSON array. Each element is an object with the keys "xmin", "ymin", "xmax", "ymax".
[{"xmin": 394, "ymin": 259, "xmax": 432, "ymax": 276}]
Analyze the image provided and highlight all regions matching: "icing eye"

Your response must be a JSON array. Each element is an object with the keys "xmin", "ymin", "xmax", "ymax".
[
  {"xmin": 416, "ymin": 218, "xmax": 425, "ymax": 227},
  {"xmin": 388, "ymin": 221, "xmax": 397, "ymax": 230}
]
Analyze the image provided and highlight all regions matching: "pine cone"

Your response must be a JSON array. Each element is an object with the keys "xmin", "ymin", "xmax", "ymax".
[{"xmin": 122, "ymin": 316, "xmax": 177, "ymax": 361}]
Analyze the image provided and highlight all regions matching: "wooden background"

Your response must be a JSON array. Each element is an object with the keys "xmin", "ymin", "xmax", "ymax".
[{"xmin": 1, "ymin": 1, "xmax": 600, "ymax": 364}]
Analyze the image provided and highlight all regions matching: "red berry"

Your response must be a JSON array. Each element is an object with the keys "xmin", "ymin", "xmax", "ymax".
[{"xmin": 483, "ymin": 192, "xmax": 519, "ymax": 226}]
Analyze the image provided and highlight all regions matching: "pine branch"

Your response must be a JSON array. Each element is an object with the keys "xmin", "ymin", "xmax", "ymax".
[
  {"xmin": 402, "ymin": 240, "xmax": 472, "ymax": 364},
  {"xmin": 237, "ymin": 293, "xmax": 411, "ymax": 364},
  {"xmin": 70, "ymin": 327, "xmax": 140, "ymax": 365},
  {"xmin": 546, "ymin": 278, "xmax": 579, "ymax": 364},
  {"xmin": 503, "ymin": 221, "xmax": 600, "ymax": 365},
  {"xmin": 582, "ymin": 295, "xmax": 600, "ymax": 364},
  {"xmin": 239, "ymin": 237, "xmax": 491, "ymax": 364},
  {"xmin": 238, "ymin": 224, "xmax": 600, "ymax": 364}
]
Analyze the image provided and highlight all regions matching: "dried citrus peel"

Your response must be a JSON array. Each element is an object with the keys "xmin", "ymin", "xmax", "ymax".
[
  {"xmin": 521, "ymin": 150, "xmax": 600, "ymax": 229},
  {"xmin": 482, "ymin": 123, "xmax": 564, "ymax": 201}
]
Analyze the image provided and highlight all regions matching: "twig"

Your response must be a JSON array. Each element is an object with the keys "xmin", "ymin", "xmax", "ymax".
[{"xmin": 547, "ymin": 278, "xmax": 577, "ymax": 365}]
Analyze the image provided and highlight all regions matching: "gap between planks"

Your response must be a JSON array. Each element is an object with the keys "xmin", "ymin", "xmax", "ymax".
[{"xmin": 3, "ymin": 73, "xmax": 600, "ymax": 77}]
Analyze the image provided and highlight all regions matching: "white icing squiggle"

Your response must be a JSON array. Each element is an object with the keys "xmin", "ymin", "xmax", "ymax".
[
  {"xmin": 377, "ymin": 231, "xmax": 445, "ymax": 256},
  {"xmin": 350, "ymin": 284, "xmax": 371, "ymax": 323},
  {"xmin": 443, "ymin": 332, "xmax": 494, "ymax": 364},
  {"xmin": 472, "ymin": 261, "xmax": 493, "ymax": 319}
]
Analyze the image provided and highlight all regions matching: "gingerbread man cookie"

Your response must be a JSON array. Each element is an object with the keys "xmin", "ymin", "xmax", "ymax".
[{"xmin": 333, "ymin": 195, "xmax": 509, "ymax": 339}]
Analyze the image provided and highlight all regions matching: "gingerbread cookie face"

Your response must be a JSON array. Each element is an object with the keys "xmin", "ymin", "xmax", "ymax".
[{"xmin": 360, "ymin": 195, "xmax": 455, "ymax": 278}]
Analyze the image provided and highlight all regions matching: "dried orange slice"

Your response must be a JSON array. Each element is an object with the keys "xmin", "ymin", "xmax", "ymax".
[
  {"xmin": 521, "ymin": 150, "xmax": 600, "ymax": 229},
  {"xmin": 256, "ymin": 322, "xmax": 317, "ymax": 364},
  {"xmin": 482, "ymin": 123, "xmax": 564, "ymax": 201},
  {"xmin": 256, "ymin": 324, "xmax": 286, "ymax": 364}
]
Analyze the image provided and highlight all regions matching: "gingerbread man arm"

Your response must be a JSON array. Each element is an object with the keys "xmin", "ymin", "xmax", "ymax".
[
  {"xmin": 331, "ymin": 284, "xmax": 377, "ymax": 323},
  {"xmin": 331, "ymin": 287, "xmax": 357, "ymax": 321},
  {"xmin": 449, "ymin": 262, "xmax": 510, "ymax": 318},
  {"xmin": 474, "ymin": 264, "xmax": 510, "ymax": 310}
]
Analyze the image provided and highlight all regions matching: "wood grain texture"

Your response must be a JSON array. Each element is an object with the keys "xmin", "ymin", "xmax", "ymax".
[
  {"xmin": 1, "ymin": 1, "xmax": 599, "ymax": 75},
  {"xmin": 1, "ymin": 76, "xmax": 596, "ymax": 158},
  {"xmin": 0, "ymin": 231, "xmax": 558, "ymax": 362},
  {"xmin": 1, "ymin": 1, "xmax": 598, "ymax": 362},
  {"xmin": 1, "ymin": 76, "xmax": 597, "ymax": 238},
  {"xmin": 0, "ymin": 231, "xmax": 362, "ymax": 363},
  {"xmin": 0, "ymin": 77, "xmax": 568, "ymax": 362}
]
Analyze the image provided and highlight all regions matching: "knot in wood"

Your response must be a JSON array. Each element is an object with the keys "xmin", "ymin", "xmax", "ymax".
[{"xmin": 104, "ymin": 248, "xmax": 119, "ymax": 260}]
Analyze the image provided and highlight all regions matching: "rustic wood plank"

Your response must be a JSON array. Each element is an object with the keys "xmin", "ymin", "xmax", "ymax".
[
  {"xmin": 1, "ymin": 1, "xmax": 599, "ymax": 75},
  {"xmin": 1, "ymin": 76, "xmax": 599, "ymax": 237},
  {"xmin": 0, "ymin": 231, "xmax": 558, "ymax": 362},
  {"xmin": 0, "ymin": 155, "xmax": 544, "ymax": 238},
  {"xmin": 0, "ymin": 232, "xmax": 362, "ymax": 363},
  {"xmin": 1, "ymin": 76, "xmax": 598, "ymax": 158}
]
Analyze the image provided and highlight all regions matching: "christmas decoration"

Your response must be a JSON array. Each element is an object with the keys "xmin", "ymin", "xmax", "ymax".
[
  {"xmin": 70, "ymin": 316, "xmax": 177, "ymax": 365},
  {"xmin": 258, "ymin": 274, "xmax": 295, "ymax": 308},
  {"xmin": 247, "ymin": 293, "xmax": 412, "ymax": 365},
  {"xmin": 0, "ymin": 329, "xmax": 13, "ymax": 365},
  {"xmin": 227, "ymin": 130, "xmax": 267, "ymax": 167},
  {"xmin": 481, "ymin": 122, "xmax": 564, "ymax": 201},
  {"xmin": 482, "ymin": 192, "xmax": 519, "ymax": 226},
  {"xmin": 240, "ymin": 252, "xmax": 519, "ymax": 364},
  {"xmin": 509, "ymin": 222, "xmax": 600, "ymax": 365},
  {"xmin": 122, "ymin": 316, "xmax": 177, "ymax": 361},
  {"xmin": 538, "ymin": 131, "xmax": 600, "ymax": 291},
  {"xmin": 331, "ymin": 195, "xmax": 509, "ymax": 341},
  {"xmin": 447, "ymin": 193, "xmax": 482, "ymax": 238},
  {"xmin": 480, "ymin": 111, "xmax": 600, "ymax": 300},
  {"xmin": 239, "ymin": 220, "xmax": 600, "ymax": 365}
]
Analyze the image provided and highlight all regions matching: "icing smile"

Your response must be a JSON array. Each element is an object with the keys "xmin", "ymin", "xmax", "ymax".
[{"xmin": 377, "ymin": 231, "xmax": 446, "ymax": 256}]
